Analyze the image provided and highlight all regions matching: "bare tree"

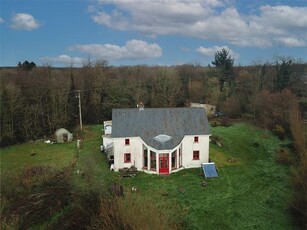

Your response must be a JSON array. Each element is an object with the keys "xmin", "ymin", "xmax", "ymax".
[{"xmin": 0, "ymin": 83, "xmax": 22, "ymax": 145}]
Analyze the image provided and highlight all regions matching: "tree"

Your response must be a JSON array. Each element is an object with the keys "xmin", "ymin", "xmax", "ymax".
[
  {"xmin": 46, "ymin": 73, "xmax": 70, "ymax": 132},
  {"xmin": 89, "ymin": 64, "xmax": 108, "ymax": 123},
  {"xmin": 275, "ymin": 59, "xmax": 292, "ymax": 92},
  {"xmin": 221, "ymin": 96, "xmax": 241, "ymax": 118},
  {"xmin": 18, "ymin": 60, "xmax": 36, "ymax": 71},
  {"xmin": 211, "ymin": 49, "xmax": 234, "ymax": 91},
  {"xmin": 0, "ymin": 83, "xmax": 22, "ymax": 145},
  {"xmin": 150, "ymin": 68, "xmax": 183, "ymax": 107},
  {"xmin": 274, "ymin": 57, "xmax": 305, "ymax": 96},
  {"xmin": 66, "ymin": 68, "xmax": 79, "ymax": 128},
  {"xmin": 256, "ymin": 89, "xmax": 296, "ymax": 131}
]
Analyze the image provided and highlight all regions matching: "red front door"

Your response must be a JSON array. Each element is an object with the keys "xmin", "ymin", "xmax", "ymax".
[{"xmin": 159, "ymin": 154, "xmax": 169, "ymax": 174}]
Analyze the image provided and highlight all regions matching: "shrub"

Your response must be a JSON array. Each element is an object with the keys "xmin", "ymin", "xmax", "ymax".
[
  {"xmin": 288, "ymin": 99, "xmax": 307, "ymax": 229},
  {"xmin": 51, "ymin": 190, "xmax": 101, "ymax": 230},
  {"xmin": 289, "ymin": 165, "xmax": 307, "ymax": 228},
  {"xmin": 220, "ymin": 118, "xmax": 232, "ymax": 127},
  {"xmin": 211, "ymin": 121, "xmax": 220, "ymax": 127},
  {"xmin": 210, "ymin": 135, "xmax": 223, "ymax": 147},
  {"xmin": 253, "ymin": 142, "xmax": 260, "ymax": 148},
  {"xmin": 276, "ymin": 148, "xmax": 293, "ymax": 165},
  {"xmin": 273, "ymin": 124, "xmax": 286, "ymax": 140},
  {"xmin": 1, "ymin": 166, "xmax": 73, "ymax": 229},
  {"xmin": 256, "ymin": 89, "xmax": 296, "ymax": 131},
  {"xmin": 241, "ymin": 113, "xmax": 254, "ymax": 120},
  {"xmin": 221, "ymin": 96, "xmax": 241, "ymax": 118},
  {"xmin": 89, "ymin": 192, "xmax": 185, "ymax": 230}
]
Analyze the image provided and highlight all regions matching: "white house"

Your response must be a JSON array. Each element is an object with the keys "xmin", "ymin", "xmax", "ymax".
[{"xmin": 110, "ymin": 107, "xmax": 211, "ymax": 175}]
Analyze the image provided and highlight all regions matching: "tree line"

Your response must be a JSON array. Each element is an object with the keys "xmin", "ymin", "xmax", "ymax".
[{"xmin": 1, "ymin": 54, "xmax": 306, "ymax": 147}]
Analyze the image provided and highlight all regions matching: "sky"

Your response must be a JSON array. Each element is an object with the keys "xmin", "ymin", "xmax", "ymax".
[{"xmin": 1, "ymin": 0, "xmax": 306, "ymax": 67}]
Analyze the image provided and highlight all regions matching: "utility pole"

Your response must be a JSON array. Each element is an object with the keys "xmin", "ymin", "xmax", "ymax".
[{"xmin": 77, "ymin": 90, "xmax": 83, "ymax": 131}]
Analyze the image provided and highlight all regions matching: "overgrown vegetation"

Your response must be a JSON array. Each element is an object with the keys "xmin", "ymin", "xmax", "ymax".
[{"xmin": 288, "ymin": 100, "xmax": 307, "ymax": 229}]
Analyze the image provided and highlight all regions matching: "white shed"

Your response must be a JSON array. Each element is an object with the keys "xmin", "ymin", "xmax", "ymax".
[{"xmin": 55, "ymin": 128, "xmax": 73, "ymax": 143}]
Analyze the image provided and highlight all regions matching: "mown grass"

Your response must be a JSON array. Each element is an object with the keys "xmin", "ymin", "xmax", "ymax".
[{"xmin": 0, "ymin": 123, "xmax": 296, "ymax": 229}]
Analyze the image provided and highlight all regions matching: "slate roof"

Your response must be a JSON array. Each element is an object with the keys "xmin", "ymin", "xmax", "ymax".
[{"xmin": 111, "ymin": 107, "xmax": 210, "ymax": 150}]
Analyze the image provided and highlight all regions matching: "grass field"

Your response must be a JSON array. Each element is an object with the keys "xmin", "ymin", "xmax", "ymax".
[
  {"xmin": 119, "ymin": 124, "xmax": 294, "ymax": 229},
  {"xmin": 0, "ymin": 140, "xmax": 76, "ymax": 174},
  {"xmin": 0, "ymin": 123, "xmax": 296, "ymax": 229}
]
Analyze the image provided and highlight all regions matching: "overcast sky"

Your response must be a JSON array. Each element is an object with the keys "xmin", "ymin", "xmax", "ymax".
[{"xmin": 1, "ymin": 0, "xmax": 306, "ymax": 67}]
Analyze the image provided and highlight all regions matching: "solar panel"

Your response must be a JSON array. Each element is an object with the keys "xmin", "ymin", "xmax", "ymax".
[{"xmin": 202, "ymin": 163, "xmax": 218, "ymax": 178}]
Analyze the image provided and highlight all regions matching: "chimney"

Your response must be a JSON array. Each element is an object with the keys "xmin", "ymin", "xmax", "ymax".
[{"xmin": 137, "ymin": 102, "xmax": 144, "ymax": 110}]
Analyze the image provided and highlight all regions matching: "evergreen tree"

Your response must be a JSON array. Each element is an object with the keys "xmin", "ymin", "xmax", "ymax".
[
  {"xmin": 275, "ymin": 59, "xmax": 292, "ymax": 92},
  {"xmin": 211, "ymin": 49, "xmax": 234, "ymax": 91}
]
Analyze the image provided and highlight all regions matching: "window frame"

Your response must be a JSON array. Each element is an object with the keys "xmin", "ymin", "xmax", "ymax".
[
  {"xmin": 124, "ymin": 153, "xmax": 131, "ymax": 163},
  {"xmin": 150, "ymin": 151, "xmax": 156, "ymax": 171},
  {"xmin": 171, "ymin": 150, "xmax": 177, "ymax": 169},
  {"xmin": 193, "ymin": 150, "xmax": 200, "ymax": 160},
  {"xmin": 125, "ymin": 138, "xmax": 130, "ymax": 145},
  {"xmin": 194, "ymin": 136, "xmax": 199, "ymax": 143},
  {"xmin": 143, "ymin": 146, "xmax": 148, "ymax": 169},
  {"xmin": 179, "ymin": 146, "xmax": 182, "ymax": 167}
]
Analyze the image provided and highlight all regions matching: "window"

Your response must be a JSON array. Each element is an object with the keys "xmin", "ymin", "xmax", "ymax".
[
  {"xmin": 194, "ymin": 136, "xmax": 199, "ymax": 143},
  {"xmin": 179, "ymin": 146, "xmax": 182, "ymax": 167},
  {"xmin": 150, "ymin": 151, "xmax": 156, "ymax": 170},
  {"xmin": 171, "ymin": 150, "xmax": 176, "ymax": 169},
  {"xmin": 125, "ymin": 139, "xmax": 130, "ymax": 145},
  {"xmin": 193, "ymin": 150, "xmax": 200, "ymax": 160},
  {"xmin": 124, "ymin": 153, "xmax": 131, "ymax": 163},
  {"xmin": 143, "ymin": 145, "xmax": 148, "ymax": 169}
]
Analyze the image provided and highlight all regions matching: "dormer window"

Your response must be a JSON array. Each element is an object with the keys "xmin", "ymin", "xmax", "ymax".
[
  {"xmin": 125, "ymin": 139, "xmax": 130, "ymax": 145},
  {"xmin": 194, "ymin": 136, "xmax": 199, "ymax": 143},
  {"xmin": 153, "ymin": 134, "xmax": 172, "ymax": 143}
]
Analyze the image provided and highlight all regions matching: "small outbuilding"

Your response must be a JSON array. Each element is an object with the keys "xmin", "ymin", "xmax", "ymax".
[
  {"xmin": 190, "ymin": 102, "xmax": 216, "ymax": 117},
  {"xmin": 55, "ymin": 128, "xmax": 73, "ymax": 143}
]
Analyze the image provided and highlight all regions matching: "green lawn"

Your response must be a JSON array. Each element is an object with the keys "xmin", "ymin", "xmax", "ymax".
[
  {"xmin": 118, "ymin": 124, "xmax": 294, "ymax": 229},
  {"xmin": 0, "ymin": 123, "xmax": 295, "ymax": 229},
  {"xmin": 0, "ymin": 141, "xmax": 76, "ymax": 175}
]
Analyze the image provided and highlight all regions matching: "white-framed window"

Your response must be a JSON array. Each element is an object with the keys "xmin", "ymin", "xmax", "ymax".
[
  {"xmin": 193, "ymin": 150, "xmax": 200, "ymax": 160},
  {"xmin": 124, "ymin": 153, "xmax": 131, "ymax": 163}
]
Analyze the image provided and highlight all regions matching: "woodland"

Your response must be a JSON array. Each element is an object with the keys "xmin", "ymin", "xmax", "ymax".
[{"xmin": 1, "ymin": 53, "xmax": 306, "ymax": 146}]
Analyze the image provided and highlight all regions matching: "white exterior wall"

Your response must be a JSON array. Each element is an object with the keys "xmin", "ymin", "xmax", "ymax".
[
  {"xmin": 181, "ymin": 135, "xmax": 209, "ymax": 169},
  {"xmin": 102, "ymin": 136, "xmax": 113, "ymax": 149},
  {"xmin": 113, "ymin": 137, "xmax": 144, "ymax": 172},
  {"xmin": 112, "ymin": 134, "xmax": 210, "ymax": 174}
]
